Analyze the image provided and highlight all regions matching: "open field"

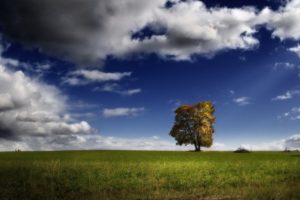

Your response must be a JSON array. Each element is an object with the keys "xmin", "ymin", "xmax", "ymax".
[{"xmin": 0, "ymin": 151, "xmax": 299, "ymax": 200}]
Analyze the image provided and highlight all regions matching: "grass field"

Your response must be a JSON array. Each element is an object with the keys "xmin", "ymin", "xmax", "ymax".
[{"xmin": 0, "ymin": 150, "xmax": 299, "ymax": 200}]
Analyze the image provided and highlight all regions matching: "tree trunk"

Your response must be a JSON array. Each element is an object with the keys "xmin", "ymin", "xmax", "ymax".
[
  {"xmin": 194, "ymin": 133, "xmax": 201, "ymax": 152},
  {"xmin": 194, "ymin": 143, "xmax": 198, "ymax": 151},
  {"xmin": 194, "ymin": 143, "xmax": 201, "ymax": 151}
]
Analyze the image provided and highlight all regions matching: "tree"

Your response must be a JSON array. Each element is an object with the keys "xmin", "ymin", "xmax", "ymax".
[{"xmin": 169, "ymin": 101, "xmax": 215, "ymax": 151}]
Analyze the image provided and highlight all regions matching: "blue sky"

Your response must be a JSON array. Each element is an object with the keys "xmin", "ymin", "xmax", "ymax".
[{"xmin": 0, "ymin": 0, "xmax": 300, "ymax": 150}]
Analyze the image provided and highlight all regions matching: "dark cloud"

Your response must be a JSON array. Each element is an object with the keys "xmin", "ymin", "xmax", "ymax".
[
  {"xmin": 0, "ymin": 0, "xmax": 260, "ymax": 64},
  {"xmin": 0, "ymin": 0, "xmax": 299, "ymax": 65},
  {"xmin": 0, "ymin": 0, "xmax": 108, "ymax": 65},
  {"xmin": 0, "ymin": 121, "xmax": 18, "ymax": 140},
  {"xmin": 0, "ymin": 0, "xmax": 165, "ymax": 65}
]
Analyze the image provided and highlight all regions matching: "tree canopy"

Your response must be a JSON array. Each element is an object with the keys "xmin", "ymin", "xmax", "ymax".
[{"xmin": 169, "ymin": 101, "xmax": 215, "ymax": 151}]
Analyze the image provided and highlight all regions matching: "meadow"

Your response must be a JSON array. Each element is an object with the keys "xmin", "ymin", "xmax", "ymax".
[{"xmin": 0, "ymin": 150, "xmax": 299, "ymax": 200}]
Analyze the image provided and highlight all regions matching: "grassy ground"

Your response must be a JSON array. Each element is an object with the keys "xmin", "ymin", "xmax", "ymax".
[{"xmin": 0, "ymin": 150, "xmax": 299, "ymax": 200}]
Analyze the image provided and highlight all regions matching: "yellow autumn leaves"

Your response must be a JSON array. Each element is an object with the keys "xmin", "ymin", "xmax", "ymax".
[{"xmin": 170, "ymin": 101, "xmax": 215, "ymax": 151}]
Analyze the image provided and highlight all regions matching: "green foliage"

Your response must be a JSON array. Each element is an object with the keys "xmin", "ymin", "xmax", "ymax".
[
  {"xmin": 0, "ymin": 151, "xmax": 300, "ymax": 200},
  {"xmin": 170, "ymin": 101, "xmax": 216, "ymax": 151}
]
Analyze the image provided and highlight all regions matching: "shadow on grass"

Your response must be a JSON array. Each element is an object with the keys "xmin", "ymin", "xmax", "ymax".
[{"xmin": 290, "ymin": 155, "xmax": 300, "ymax": 157}]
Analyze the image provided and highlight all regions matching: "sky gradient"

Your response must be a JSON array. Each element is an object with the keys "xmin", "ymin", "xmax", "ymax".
[{"xmin": 0, "ymin": 0, "xmax": 300, "ymax": 151}]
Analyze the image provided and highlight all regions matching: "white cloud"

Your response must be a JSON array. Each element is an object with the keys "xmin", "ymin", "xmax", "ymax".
[
  {"xmin": 0, "ymin": 134, "xmax": 228, "ymax": 151},
  {"xmin": 99, "ymin": 83, "xmax": 119, "ymax": 92},
  {"xmin": 0, "ymin": 40, "xmax": 55, "ymax": 76},
  {"xmin": 272, "ymin": 92, "xmax": 292, "ymax": 101},
  {"xmin": 73, "ymin": 70, "xmax": 131, "ymax": 82},
  {"xmin": 3, "ymin": 132, "xmax": 300, "ymax": 151},
  {"xmin": 233, "ymin": 97, "xmax": 251, "ymax": 106},
  {"xmin": 36, "ymin": 63, "xmax": 51, "ymax": 70},
  {"xmin": 284, "ymin": 134, "xmax": 300, "ymax": 149},
  {"xmin": 121, "ymin": 89, "xmax": 142, "ymax": 96},
  {"xmin": 62, "ymin": 77, "xmax": 85, "ymax": 86},
  {"xmin": 69, "ymin": 112, "xmax": 96, "ymax": 119},
  {"xmin": 102, "ymin": 107, "xmax": 145, "ymax": 118},
  {"xmin": 96, "ymin": 83, "xmax": 142, "ymax": 96},
  {"xmin": 278, "ymin": 106, "xmax": 300, "ymax": 120},
  {"xmin": 33, "ymin": 63, "xmax": 52, "ymax": 75},
  {"xmin": 274, "ymin": 62, "xmax": 296, "ymax": 70},
  {"xmin": 272, "ymin": 89, "xmax": 300, "ymax": 101},
  {"xmin": 63, "ymin": 70, "xmax": 132, "ymax": 85},
  {"xmin": 70, "ymin": 101, "xmax": 99, "ymax": 111},
  {"xmin": 259, "ymin": 0, "xmax": 300, "ymax": 41},
  {"xmin": 0, "ymin": 41, "xmax": 24, "ymax": 68},
  {"xmin": 128, "ymin": 1, "xmax": 260, "ymax": 60},
  {"xmin": 273, "ymin": 61, "xmax": 300, "ymax": 79},
  {"xmin": 289, "ymin": 44, "xmax": 300, "ymax": 58},
  {"xmin": 0, "ymin": 64, "xmax": 92, "ymax": 140},
  {"xmin": 241, "ymin": 134, "xmax": 300, "ymax": 151},
  {"xmin": 89, "ymin": 135, "xmax": 185, "ymax": 151}
]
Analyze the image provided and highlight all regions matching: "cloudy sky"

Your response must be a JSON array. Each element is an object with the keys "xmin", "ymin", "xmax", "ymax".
[{"xmin": 0, "ymin": 0, "xmax": 300, "ymax": 151}]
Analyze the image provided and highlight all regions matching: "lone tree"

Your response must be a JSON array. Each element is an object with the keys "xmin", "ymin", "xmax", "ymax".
[{"xmin": 170, "ymin": 101, "xmax": 215, "ymax": 151}]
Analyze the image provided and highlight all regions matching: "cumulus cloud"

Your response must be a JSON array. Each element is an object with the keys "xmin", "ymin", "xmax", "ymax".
[
  {"xmin": 0, "ymin": 64, "xmax": 92, "ymax": 140},
  {"xmin": 233, "ymin": 97, "xmax": 251, "ymax": 106},
  {"xmin": 1, "ymin": 0, "xmax": 300, "ymax": 65},
  {"xmin": 4, "ymin": 0, "xmax": 300, "ymax": 65},
  {"xmin": 0, "ymin": 0, "xmax": 166, "ymax": 65},
  {"xmin": 102, "ymin": 107, "xmax": 145, "ymax": 118},
  {"xmin": 63, "ymin": 70, "xmax": 132, "ymax": 85},
  {"xmin": 257, "ymin": 0, "xmax": 300, "ymax": 60},
  {"xmin": 129, "ymin": 1, "xmax": 260, "ymax": 60},
  {"xmin": 259, "ymin": 0, "xmax": 300, "ymax": 41}
]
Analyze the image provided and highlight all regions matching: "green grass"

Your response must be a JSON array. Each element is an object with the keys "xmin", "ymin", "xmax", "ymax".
[{"xmin": 0, "ymin": 150, "xmax": 300, "ymax": 200}]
